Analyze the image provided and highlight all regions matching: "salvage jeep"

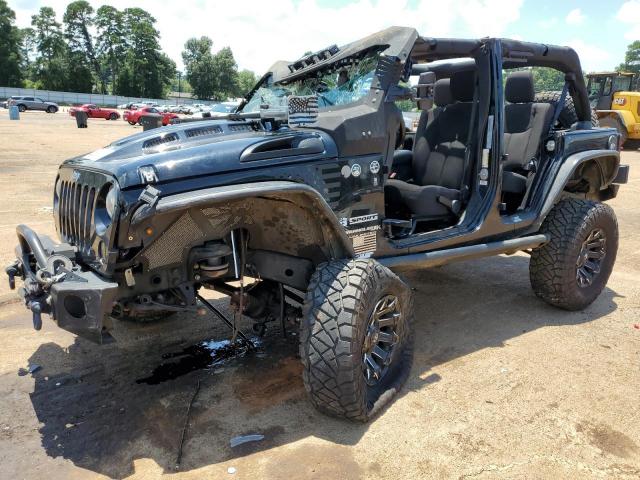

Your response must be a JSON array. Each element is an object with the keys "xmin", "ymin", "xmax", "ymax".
[{"xmin": 7, "ymin": 27, "xmax": 629, "ymax": 421}]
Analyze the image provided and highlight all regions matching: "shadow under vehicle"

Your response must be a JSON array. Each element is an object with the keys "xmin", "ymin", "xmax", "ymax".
[{"xmin": 7, "ymin": 27, "xmax": 630, "ymax": 422}]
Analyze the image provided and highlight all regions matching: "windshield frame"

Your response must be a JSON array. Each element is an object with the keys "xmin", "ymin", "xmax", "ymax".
[{"xmin": 239, "ymin": 47, "xmax": 384, "ymax": 115}]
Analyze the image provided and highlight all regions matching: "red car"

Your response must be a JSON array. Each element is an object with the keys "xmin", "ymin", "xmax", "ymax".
[
  {"xmin": 69, "ymin": 104, "xmax": 120, "ymax": 120},
  {"xmin": 123, "ymin": 107, "xmax": 178, "ymax": 126}
]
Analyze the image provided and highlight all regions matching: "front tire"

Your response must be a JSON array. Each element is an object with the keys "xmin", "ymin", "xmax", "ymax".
[
  {"xmin": 530, "ymin": 199, "xmax": 618, "ymax": 311},
  {"xmin": 128, "ymin": 120, "xmax": 136, "ymax": 125},
  {"xmin": 109, "ymin": 112, "xmax": 117, "ymax": 120},
  {"xmin": 46, "ymin": 106, "xmax": 57, "ymax": 113},
  {"xmin": 300, "ymin": 259, "xmax": 413, "ymax": 422},
  {"xmin": 18, "ymin": 104, "xmax": 26, "ymax": 112}
]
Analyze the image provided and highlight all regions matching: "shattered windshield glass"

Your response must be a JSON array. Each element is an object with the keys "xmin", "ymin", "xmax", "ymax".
[{"xmin": 241, "ymin": 49, "xmax": 381, "ymax": 113}]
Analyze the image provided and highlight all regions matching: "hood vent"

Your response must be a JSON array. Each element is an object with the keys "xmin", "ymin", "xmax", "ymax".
[
  {"xmin": 229, "ymin": 124, "xmax": 254, "ymax": 133},
  {"xmin": 185, "ymin": 125, "xmax": 223, "ymax": 138},
  {"xmin": 142, "ymin": 132, "xmax": 179, "ymax": 150},
  {"xmin": 240, "ymin": 134, "xmax": 325, "ymax": 162}
]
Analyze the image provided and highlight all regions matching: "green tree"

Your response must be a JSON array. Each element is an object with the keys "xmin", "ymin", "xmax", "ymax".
[
  {"xmin": 237, "ymin": 69, "xmax": 258, "ymax": 97},
  {"xmin": 182, "ymin": 36, "xmax": 217, "ymax": 99},
  {"xmin": 95, "ymin": 5, "xmax": 126, "ymax": 93},
  {"xmin": 182, "ymin": 38, "xmax": 242, "ymax": 100},
  {"xmin": 0, "ymin": 0, "xmax": 24, "ymax": 87},
  {"xmin": 63, "ymin": 1, "xmax": 102, "ymax": 92},
  {"xmin": 113, "ymin": 8, "xmax": 175, "ymax": 97},
  {"xmin": 31, "ymin": 7, "xmax": 68, "ymax": 90},
  {"xmin": 616, "ymin": 40, "xmax": 640, "ymax": 74},
  {"xmin": 213, "ymin": 46, "xmax": 239, "ymax": 99},
  {"xmin": 531, "ymin": 67, "xmax": 565, "ymax": 91}
]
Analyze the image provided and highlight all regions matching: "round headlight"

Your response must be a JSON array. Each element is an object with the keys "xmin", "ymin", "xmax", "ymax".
[{"xmin": 105, "ymin": 185, "xmax": 118, "ymax": 219}]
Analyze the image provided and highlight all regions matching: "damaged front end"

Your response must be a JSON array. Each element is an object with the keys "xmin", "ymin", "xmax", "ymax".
[{"xmin": 7, "ymin": 225, "xmax": 118, "ymax": 343}]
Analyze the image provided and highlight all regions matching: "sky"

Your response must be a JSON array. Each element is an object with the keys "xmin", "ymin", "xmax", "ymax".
[{"xmin": 8, "ymin": 0, "xmax": 640, "ymax": 75}]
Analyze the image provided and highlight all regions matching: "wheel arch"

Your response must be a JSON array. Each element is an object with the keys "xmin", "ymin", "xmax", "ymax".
[
  {"xmin": 538, "ymin": 150, "xmax": 620, "ymax": 227},
  {"xmin": 126, "ymin": 181, "xmax": 355, "ymax": 277}
]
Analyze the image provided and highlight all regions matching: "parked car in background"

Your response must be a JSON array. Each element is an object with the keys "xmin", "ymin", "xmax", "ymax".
[
  {"xmin": 7, "ymin": 96, "xmax": 58, "ymax": 113},
  {"xmin": 211, "ymin": 102, "xmax": 239, "ymax": 116},
  {"xmin": 117, "ymin": 102, "xmax": 138, "ymax": 110},
  {"xmin": 69, "ymin": 104, "xmax": 120, "ymax": 120},
  {"xmin": 191, "ymin": 102, "xmax": 240, "ymax": 119},
  {"xmin": 123, "ymin": 106, "xmax": 179, "ymax": 126},
  {"xmin": 2, "ymin": 96, "xmax": 21, "ymax": 108}
]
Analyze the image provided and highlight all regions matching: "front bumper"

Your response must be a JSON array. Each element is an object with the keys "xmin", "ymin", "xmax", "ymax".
[{"xmin": 7, "ymin": 225, "xmax": 119, "ymax": 343}]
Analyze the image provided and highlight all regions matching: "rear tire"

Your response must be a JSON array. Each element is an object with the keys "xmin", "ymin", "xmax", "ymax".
[
  {"xmin": 128, "ymin": 120, "xmax": 136, "ymax": 125},
  {"xmin": 535, "ymin": 91, "xmax": 599, "ymax": 128},
  {"xmin": 300, "ymin": 259, "xmax": 413, "ymax": 421},
  {"xmin": 109, "ymin": 112, "xmax": 117, "ymax": 120},
  {"xmin": 530, "ymin": 199, "xmax": 618, "ymax": 311}
]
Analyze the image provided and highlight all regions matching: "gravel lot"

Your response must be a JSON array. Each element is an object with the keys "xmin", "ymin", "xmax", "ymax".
[{"xmin": 0, "ymin": 109, "xmax": 639, "ymax": 479}]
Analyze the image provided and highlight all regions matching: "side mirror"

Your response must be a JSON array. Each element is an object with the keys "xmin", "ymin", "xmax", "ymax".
[{"xmin": 416, "ymin": 71, "xmax": 436, "ymax": 111}]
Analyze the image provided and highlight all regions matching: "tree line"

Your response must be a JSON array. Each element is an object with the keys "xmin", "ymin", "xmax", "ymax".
[{"xmin": 0, "ymin": 0, "xmax": 257, "ymax": 100}]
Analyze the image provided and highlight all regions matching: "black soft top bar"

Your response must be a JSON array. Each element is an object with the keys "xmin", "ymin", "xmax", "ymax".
[
  {"xmin": 411, "ymin": 36, "xmax": 591, "ymax": 123},
  {"xmin": 260, "ymin": 27, "xmax": 592, "ymax": 123}
]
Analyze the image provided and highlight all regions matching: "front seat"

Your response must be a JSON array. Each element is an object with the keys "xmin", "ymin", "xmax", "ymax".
[
  {"xmin": 502, "ymin": 71, "xmax": 554, "ymax": 194},
  {"xmin": 386, "ymin": 70, "xmax": 475, "ymax": 219}
]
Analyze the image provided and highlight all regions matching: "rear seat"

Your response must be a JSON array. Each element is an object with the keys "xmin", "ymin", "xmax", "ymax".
[{"xmin": 502, "ymin": 71, "xmax": 554, "ymax": 194}]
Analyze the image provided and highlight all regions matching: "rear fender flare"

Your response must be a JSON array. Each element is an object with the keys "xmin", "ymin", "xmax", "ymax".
[{"xmin": 539, "ymin": 149, "xmax": 620, "ymax": 223}]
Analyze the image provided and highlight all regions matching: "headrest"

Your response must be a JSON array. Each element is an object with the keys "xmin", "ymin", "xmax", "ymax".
[
  {"xmin": 434, "ymin": 79, "xmax": 452, "ymax": 107},
  {"xmin": 450, "ymin": 70, "xmax": 476, "ymax": 102},
  {"xmin": 505, "ymin": 71, "xmax": 535, "ymax": 103},
  {"xmin": 418, "ymin": 71, "xmax": 435, "ymax": 87},
  {"xmin": 416, "ymin": 72, "xmax": 436, "ymax": 110}
]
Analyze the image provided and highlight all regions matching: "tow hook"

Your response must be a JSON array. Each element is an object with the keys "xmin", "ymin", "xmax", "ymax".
[{"xmin": 27, "ymin": 300, "xmax": 43, "ymax": 330}]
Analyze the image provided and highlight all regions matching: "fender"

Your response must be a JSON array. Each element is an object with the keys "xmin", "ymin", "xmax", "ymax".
[
  {"xmin": 597, "ymin": 110, "xmax": 635, "ymax": 133},
  {"xmin": 128, "ymin": 180, "xmax": 355, "ymax": 266},
  {"xmin": 536, "ymin": 149, "xmax": 620, "ymax": 229}
]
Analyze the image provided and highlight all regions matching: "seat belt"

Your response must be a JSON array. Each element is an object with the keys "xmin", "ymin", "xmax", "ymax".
[
  {"xmin": 547, "ymin": 81, "xmax": 569, "ymax": 136},
  {"xmin": 460, "ymin": 78, "xmax": 479, "ymax": 203},
  {"xmin": 437, "ymin": 84, "xmax": 477, "ymax": 216}
]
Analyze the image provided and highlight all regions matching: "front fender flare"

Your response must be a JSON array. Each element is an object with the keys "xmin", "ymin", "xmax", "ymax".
[{"xmin": 129, "ymin": 181, "xmax": 355, "ymax": 265}]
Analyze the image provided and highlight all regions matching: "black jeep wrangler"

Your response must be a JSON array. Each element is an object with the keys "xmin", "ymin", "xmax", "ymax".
[{"xmin": 8, "ymin": 27, "xmax": 629, "ymax": 421}]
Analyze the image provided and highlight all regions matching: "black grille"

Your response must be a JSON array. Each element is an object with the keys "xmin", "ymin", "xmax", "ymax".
[{"xmin": 58, "ymin": 179, "xmax": 97, "ymax": 252}]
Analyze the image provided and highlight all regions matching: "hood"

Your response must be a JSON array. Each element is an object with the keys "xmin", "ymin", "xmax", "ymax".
[{"xmin": 61, "ymin": 119, "xmax": 338, "ymax": 188}]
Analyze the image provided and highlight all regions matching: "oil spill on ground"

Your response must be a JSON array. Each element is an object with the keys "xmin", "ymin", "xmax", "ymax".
[{"xmin": 136, "ymin": 337, "xmax": 261, "ymax": 385}]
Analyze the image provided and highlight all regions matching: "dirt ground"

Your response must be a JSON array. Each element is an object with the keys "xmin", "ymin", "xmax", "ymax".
[{"xmin": 0, "ymin": 109, "xmax": 639, "ymax": 480}]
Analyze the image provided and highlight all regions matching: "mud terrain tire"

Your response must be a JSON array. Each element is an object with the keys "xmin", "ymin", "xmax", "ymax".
[
  {"xmin": 530, "ymin": 199, "xmax": 618, "ymax": 311},
  {"xmin": 300, "ymin": 259, "xmax": 413, "ymax": 422},
  {"xmin": 535, "ymin": 91, "xmax": 599, "ymax": 128}
]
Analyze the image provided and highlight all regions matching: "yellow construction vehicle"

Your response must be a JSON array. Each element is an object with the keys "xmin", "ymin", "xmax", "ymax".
[{"xmin": 587, "ymin": 71, "xmax": 640, "ymax": 149}]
